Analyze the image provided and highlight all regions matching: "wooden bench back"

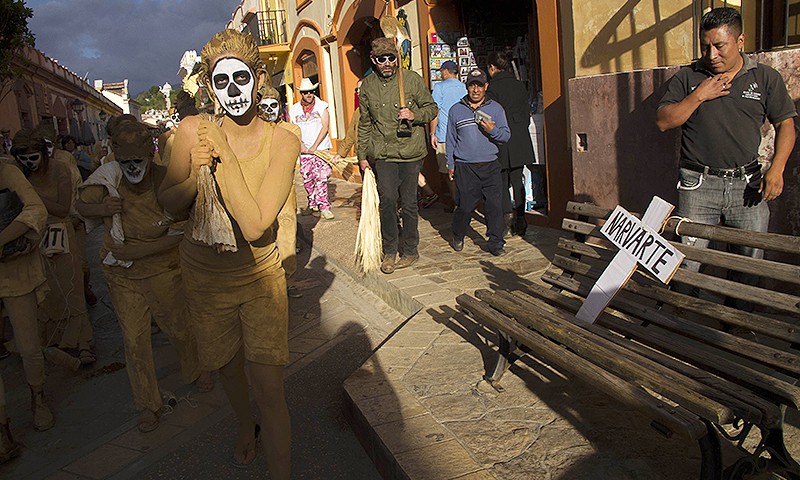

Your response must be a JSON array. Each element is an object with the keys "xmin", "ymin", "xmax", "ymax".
[
  {"xmin": 556, "ymin": 201, "xmax": 800, "ymax": 323},
  {"xmin": 541, "ymin": 202, "xmax": 800, "ymax": 398}
]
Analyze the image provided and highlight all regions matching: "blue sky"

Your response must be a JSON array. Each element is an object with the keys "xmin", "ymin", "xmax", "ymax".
[{"xmin": 25, "ymin": 0, "xmax": 241, "ymax": 97}]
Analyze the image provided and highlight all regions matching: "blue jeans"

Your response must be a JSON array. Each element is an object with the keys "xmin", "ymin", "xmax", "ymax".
[{"xmin": 676, "ymin": 167, "xmax": 769, "ymax": 308}]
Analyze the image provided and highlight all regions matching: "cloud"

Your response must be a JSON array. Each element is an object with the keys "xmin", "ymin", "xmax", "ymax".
[{"xmin": 26, "ymin": 0, "xmax": 239, "ymax": 97}]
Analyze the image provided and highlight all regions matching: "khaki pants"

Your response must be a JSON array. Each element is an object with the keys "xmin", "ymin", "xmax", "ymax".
[
  {"xmin": 0, "ymin": 291, "xmax": 45, "ymax": 407},
  {"xmin": 104, "ymin": 267, "xmax": 200, "ymax": 413}
]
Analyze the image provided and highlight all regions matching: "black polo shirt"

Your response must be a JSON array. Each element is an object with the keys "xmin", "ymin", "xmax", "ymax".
[{"xmin": 658, "ymin": 54, "xmax": 796, "ymax": 169}]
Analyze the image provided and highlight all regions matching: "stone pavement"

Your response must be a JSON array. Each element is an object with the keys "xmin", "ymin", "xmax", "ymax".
[
  {"xmin": 298, "ymin": 175, "xmax": 800, "ymax": 480},
  {"xmin": 0, "ymin": 198, "xmax": 403, "ymax": 479},
  {"xmin": 3, "ymin": 171, "xmax": 798, "ymax": 479}
]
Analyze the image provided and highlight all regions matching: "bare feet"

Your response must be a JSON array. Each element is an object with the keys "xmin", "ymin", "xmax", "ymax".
[{"xmin": 230, "ymin": 423, "xmax": 260, "ymax": 468}]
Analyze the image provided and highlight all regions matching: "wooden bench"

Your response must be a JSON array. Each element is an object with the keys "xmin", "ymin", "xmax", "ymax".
[{"xmin": 457, "ymin": 201, "xmax": 800, "ymax": 480}]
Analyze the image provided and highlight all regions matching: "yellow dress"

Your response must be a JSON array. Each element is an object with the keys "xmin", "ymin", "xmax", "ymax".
[{"xmin": 180, "ymin": 121, "xmax": 288, "ymax": 370}]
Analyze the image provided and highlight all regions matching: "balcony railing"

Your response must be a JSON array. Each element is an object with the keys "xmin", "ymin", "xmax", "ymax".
[{"xmin": 244, "ymin": 10, "xmax": 288, "ymax": 47}]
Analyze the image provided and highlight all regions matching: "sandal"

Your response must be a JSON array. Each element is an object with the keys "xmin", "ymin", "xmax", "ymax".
[
  {"xmin": 230, "ymin": 424, "xmax": 261, "ymax": 468},
  {"xmin": 137, "ymin": 409, "xmax": 160, "ymax": 433}
]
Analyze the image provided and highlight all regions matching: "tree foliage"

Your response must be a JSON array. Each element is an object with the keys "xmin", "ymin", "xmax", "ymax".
[
  {"xmin": 134, "ymin": 85, "xmax": 167, "ymax": 112},
  {"xmin": 0, "ymin": 0, "xmax": 35, "ymax": 84}
]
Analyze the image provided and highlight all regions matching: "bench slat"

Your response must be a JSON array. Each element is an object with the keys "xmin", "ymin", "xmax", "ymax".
[
  {"xmin": 565, "ymin": 201, "xmax": 800, "ymax": 255},
  {"xmin": 516, "ymin": 284, "xmax": 790, "ymax": 425},
  {"xmin": 551, "ymin": 251, "xmax": 800, "ymax": 343},
  {"xmin": 560, "ymin": 222, "xmax": 800, "ymax": 288},
  {"xmin": 672, "ymin": 242, "xmax": 800, "ymax": 286},
  {"xmin": 671, "ymin": 269, "xmax": 800, "ymax": 315},
  {"xmin": 456, "ymin": 293, "xmax": 708, "ymax": 441},
  {"xmin": 552, "ymin": 249, "xmax": 800, "ymax": 315},
  {"xmin": 475, "ymin": 289, "xmax": 735, "ymax": 426},
  {"xmin": 547, "ymin": 255, "xmax": 800, "ymax": 374}
]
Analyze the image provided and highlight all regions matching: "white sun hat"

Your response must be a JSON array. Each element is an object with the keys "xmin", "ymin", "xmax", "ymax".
[{"xmin": 297, "ymin": 78, "xmax": 319, "ymax": 92}]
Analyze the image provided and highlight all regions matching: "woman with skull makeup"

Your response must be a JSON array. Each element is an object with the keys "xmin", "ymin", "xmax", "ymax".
[
  {"xmin": 158, "ymin": 30, "xmax": 299, "ymax": 476},
  {"xmin": 0, "ymin": 137, "xmax": 55, "ymax": 457},
  {"xmin": 260, "ymin": 89, "xmax": 304, "ymax": 299},
  {"xmin": 77, "ymin": 118, "xmax": 211, "ymax": 433},
  {"xmin": 12, "ymin": 129, "xmax": 96, "ymax": 368}
]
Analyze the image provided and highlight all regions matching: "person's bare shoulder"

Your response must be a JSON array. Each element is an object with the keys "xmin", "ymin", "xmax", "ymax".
[
  {"xmin": 276, "ymin": 121, "xmax": 301, "ymax": 141},
  {"xmin": 175, "ymin": 115, "xmax": 202, "ymax": 138}
]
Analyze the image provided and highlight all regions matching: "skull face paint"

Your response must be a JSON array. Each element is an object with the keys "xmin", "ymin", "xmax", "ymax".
[
  {"xmin": 260, "ymin": 98, "xmax": 280, "ymax": 122},
  {"xmin": 44, "ymin": 139, "xmax": 55, "ymax": 157},
  {"xmin": 211, "ymin": 58, "xmax": 254, "ymax": 117},
  {"xmin": 16, "ymin": 152, "xmax": 42, "ymax": 173},
  {"xmin": 119, "ymin": 158, "xmax": 148, "ymax": 184}
]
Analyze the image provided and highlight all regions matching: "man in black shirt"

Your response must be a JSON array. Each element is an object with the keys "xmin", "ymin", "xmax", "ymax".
[{"xmin": 656, "ymin": 7, "xmax": 795, "ymax": 301}]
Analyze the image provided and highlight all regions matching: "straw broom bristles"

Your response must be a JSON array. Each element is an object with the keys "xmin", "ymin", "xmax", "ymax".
[
  {"xmin": 192, "ymin": 165, "xmax": 237, "ymax": 253},
  {"xmin": 313, "ymin": 149, "xmax": 357, "ymax": 174},
  {"xmin": 355, "ymin": 168, "xmax": 382, "ymax": 274}
]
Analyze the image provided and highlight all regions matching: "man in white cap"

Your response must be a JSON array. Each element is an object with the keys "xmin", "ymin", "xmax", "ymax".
[{"xmin": 289, "ymin": 78, "xmax": 334, "ymax": 220}]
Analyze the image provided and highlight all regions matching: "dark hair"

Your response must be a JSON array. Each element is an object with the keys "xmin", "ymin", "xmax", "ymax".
[
  {"xmin": 700, "ymin": 7, "xmax": 742, "ymax": 37},
  {"xmin": 487, "ymin": 49, "xmax": 512, "ymax": 72},
  {"xmin": 60, "ymin": 135, "xmax": 76, "ymax": 150}
]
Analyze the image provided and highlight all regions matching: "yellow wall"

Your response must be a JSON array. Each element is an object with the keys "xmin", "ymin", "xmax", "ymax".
[{"xmin": 570, "ymin": 0, "xmax": 694, "ymax": 77}]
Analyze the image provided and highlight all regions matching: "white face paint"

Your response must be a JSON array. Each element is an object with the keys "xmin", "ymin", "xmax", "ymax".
[
  {"xmin": 211, "ymin": 58, "xmax": 255, "ymax": 117},
  {"xmin": 260, "ymin": 98, "xmax": 280, "ymax": 122},
  {"xmin": 44, "ymin": 139, "xmax": 54, "ymax": 157},
  {"xmin": 16, "ymin": 152, "xmax": 42, "ymax": 173},
  {"xmin": 119, "ymin": 159, "xmax": 148, "ymax": 184}
]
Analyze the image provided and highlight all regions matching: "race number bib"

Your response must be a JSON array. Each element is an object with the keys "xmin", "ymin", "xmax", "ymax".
[{"xmin": 39, "ymin": 223, "xmax": 70, "ymax": 257}]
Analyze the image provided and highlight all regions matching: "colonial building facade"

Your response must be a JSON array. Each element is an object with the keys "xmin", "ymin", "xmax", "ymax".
[
  {"xmin": 0, "ymin": 46, "xmax": 122, "ymax": 145},
  {"xmin": 225, "ymin": 0, "xmax": 799, "ymax": 234}
]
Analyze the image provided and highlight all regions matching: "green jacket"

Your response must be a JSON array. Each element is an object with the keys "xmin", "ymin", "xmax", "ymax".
[{"xmin": 357, "ymin": 69, "xmax": 437, "ymax": 162}]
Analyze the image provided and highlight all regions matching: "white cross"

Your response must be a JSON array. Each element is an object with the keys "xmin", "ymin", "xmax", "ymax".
[{"xmin": 575, "ymin": 196, "xmax": 680, "ymax": 323}]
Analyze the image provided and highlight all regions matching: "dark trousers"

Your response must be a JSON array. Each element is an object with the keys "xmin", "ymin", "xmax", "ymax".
[
  {"xmin": 374, "ymin": 159, "xmax": 421, "ymax": 257},
  {"xmin": 452, "ymin": 161, "xmax": 505, "ymax": 251},
  {"xmin": 501, "ymin": 166, "xmax": 525, "ymax": 216}
]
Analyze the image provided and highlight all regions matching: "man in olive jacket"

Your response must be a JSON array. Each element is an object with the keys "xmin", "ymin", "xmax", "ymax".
[{"xmin": 358, "ymin": 37, "xmax": 437, "ymax": 274}]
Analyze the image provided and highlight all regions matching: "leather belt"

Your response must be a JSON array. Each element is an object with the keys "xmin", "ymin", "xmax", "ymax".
[{"xmin": 680, "ymin": 160, "xmax": 759, "ymax": 179}]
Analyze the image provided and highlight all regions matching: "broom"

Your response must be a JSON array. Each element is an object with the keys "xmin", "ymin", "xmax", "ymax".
[
  {"xmin": 355, "ymin": 168, "xmax": 382, "ymax": 274},
  {"xmin": 313, "ymin": 149, "xmax": 357, "ymax": 174},
  {"xmin": 192, "ymin": 165, "xmax": 237, "ymax": 253},
  {"xmin": 379, "ymin": 15, "xmax": 412, "ymax": 137}
]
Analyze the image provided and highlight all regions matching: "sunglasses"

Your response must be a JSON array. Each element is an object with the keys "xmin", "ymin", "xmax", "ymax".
[{"xmin": 375, "ymin": 54, "xmax": 397, "ymax": 64}]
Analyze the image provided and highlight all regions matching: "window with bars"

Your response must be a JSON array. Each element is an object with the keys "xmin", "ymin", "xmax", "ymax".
[{"xmin": 694, "ymin": 0, "xmax": 800, "ymax": 54}]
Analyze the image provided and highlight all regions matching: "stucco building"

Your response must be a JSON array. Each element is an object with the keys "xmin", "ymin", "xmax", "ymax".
[
  {"xmin": 224, "ymin": 0, "xmax": 799, "ymax": 234},
  {"xmin": 0, "ymin": 46, "xmax": 122, "ymax": 145}
]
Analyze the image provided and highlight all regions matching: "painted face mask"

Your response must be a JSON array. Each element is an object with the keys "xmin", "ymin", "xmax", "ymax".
[
  {"xmin": 16, "ymin": 152, "xmax": 42, "ymax": 174},
  {"xmin": 260, "ymin": 98, "xmax": 280, "ymax": 122},
  {"xmin": 211, "ymin": 58, "xmax": 255, "ymax": 117},
  {"xmin": 119, "ymin": 158, "xmax": 148, "ymax": 184},
  {"xmin": 44, "ymin": 139, "xmax": 54, "ymax": 157}
]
